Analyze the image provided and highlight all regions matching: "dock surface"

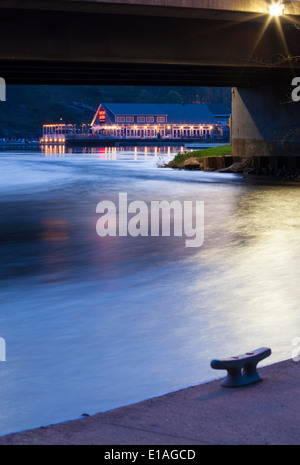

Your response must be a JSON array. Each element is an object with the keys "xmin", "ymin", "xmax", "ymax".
[{"xmin": 0, "ymin": 358, "xmax": 299, "ymax": 445}]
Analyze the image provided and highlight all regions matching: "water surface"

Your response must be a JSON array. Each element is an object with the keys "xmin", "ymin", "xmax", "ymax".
[{"xmin": 1, "ymin": 146, "xmax": 300, "ymax": 435}]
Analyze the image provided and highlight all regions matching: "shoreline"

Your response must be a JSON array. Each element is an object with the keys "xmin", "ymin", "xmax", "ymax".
[
  {"xmin": 0, "ymin": 374, "xmax": 222, "ymax": 441},
  {"xmin": 163, "ymin": 152, "xmax": 300, "ymax": 184},
  {"xmin": 163, "ymin": 163, "xmax": 300, "ymax": 186},
  {"xmin": 0, "ymin": 358, "xmax": 299, "ymax": 445}
]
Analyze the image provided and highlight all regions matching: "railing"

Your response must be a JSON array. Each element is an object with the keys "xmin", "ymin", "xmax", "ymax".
[
  {"xmin": 64, "ymin": 134, "xmax": 221, "ymax": 140},
  {"xmin": 40, "ymin": 134, "xmax": 227, "ymax": 143}
]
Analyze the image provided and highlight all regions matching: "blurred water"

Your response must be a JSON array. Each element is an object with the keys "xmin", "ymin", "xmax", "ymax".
[{"xmin": 0, "ymin": 146, "xmax": 300, "ymax": 436}]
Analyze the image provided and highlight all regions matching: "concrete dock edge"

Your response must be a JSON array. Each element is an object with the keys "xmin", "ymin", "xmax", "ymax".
[{"xmin": 0, "ymin": 358, "xmax": 299, "ymax": 445}]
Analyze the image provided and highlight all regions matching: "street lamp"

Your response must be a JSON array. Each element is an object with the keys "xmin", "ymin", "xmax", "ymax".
[{"xmin": 269, "ymin": 2, "xmax": 284, "ymax": 16}]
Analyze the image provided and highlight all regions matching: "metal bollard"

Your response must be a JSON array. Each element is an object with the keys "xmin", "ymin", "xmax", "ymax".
[{"xmin": 211, "ymin": 347, "xmax": 271, "ymax": 387}]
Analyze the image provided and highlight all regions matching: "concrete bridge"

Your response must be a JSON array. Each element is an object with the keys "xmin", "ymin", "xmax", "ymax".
[{"xmin": 1, "ymin": 0, "xmax": 300, "ymax": 159}]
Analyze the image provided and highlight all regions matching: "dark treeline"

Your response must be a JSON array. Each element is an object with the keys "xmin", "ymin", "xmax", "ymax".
[{"xmin": 0, "ymin": 85, "xmax": 231, "ymax": 139}]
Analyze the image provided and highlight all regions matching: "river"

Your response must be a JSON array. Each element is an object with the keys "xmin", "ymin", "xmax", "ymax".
[{"xmin": 0, "ymin": 145, "xmax": 300, "ymax": 436}]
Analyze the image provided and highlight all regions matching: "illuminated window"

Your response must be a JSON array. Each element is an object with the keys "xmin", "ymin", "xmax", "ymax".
[
  {"xmin": 126, "ymin": 116, "xmax": 134, "ymax": 123},
  {"xmin": 146, "ymin": 117, "xmax": 154, "ymax": 123},
  {"xmin": 116, "ymin": 116, "xmax": 125, "ymax": 123},
  {"xmin": 137, "ymin": 116, "xmax": 145, "ymax": 123},
  {"xmin": 157, "ymin": 117, "xmax": 165, "ymax": 123}
]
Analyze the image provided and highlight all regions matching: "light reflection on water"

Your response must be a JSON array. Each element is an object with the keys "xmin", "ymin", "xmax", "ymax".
[
  {"xmin": 0, "ymin": 147, "xmax": 300, "ymax": 435},
  {"xmin": 40, "ymin": 144, "xmax": 182, "ymax": 159}
]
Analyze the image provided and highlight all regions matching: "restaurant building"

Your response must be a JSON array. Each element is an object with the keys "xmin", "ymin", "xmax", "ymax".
[
  {"xmin": 40, "ymin": 103, "xmax": 230, "ymax": 143},
  {"xmin": 90, "ymin": 103, "xmax": 229, "ymax": 140}
]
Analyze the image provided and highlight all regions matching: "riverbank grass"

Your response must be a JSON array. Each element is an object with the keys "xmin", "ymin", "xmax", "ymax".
[{"xmin": 166, "ymin": 145, "xmax": 232, "ymax": 168}]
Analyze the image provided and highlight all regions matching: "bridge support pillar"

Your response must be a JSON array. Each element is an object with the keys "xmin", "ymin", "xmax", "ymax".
[{"xmin": 231, "ymin": 86, "xmax": 300, "ymax": 170}]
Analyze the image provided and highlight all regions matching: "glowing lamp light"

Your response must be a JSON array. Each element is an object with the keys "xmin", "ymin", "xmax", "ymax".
[{"xmin": 269, "ymin": 2, "xmax": 284, "ymax": 16}]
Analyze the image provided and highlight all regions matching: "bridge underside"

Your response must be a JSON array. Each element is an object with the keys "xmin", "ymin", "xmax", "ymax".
[
  {"xmin": 1, "ymin": 60, "xmax": 296, "ymax": 87},
  {"xmin": 0, "ymin": 4, "xmax": 299, "ymax": 86}
]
